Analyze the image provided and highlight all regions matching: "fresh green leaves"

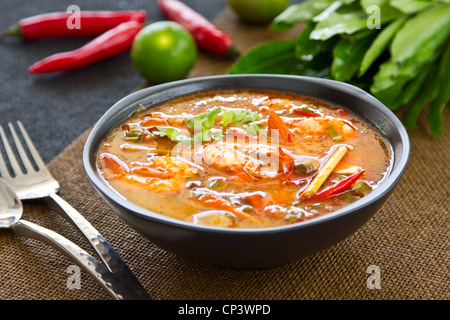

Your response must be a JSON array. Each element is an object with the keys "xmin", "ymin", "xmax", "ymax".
[
  {"xmin": 155, "ymin": 106, "xmax": 263, "ymax": 145},
  {"xmin": 389, "ymin": 0, "xmax": 433, "ymax": 14},
  {"xmin": 229, "ymin": 0, "xmax": 450, "ymax": 135},
  {"xmin": 390, "ymin": 4, "xmax": 450, "ymax": 62},
  {"xmin": 154, "ymin": 106, "xmax": 264, "ymax": 146},
  {"xmin": 270, "ymin": 0, "xmax": 335, "ymax": 31},
  {"xmin": 185, "ymin": 107, "xmax": 222, "ymax": 132},
  {"xmin": 403, "ymin": 64, "xmax": 440, "ymax": 129},
  {"xmin": 360, "ymin": 0, "xmax": 403, "ymax": 22},
  {"xmin": 221, "ymin": 109, "xmax": 261, "ymax": 135},
  {"xmin": 295, "ymin": 22, "xmax": 338, "ymax": 61},
  {"xmin": 153, "ymin": 126, "xmax": 180, "ymax": 141},
  {"xmin": 243, "ymin": 122, "xmax": 261, "ymax": 135},
  {"xmin": 151, "ymin": 108, "xmax": 224, "ymax": 144},
  {"xmin": 359, "ymin": 16, "xmax": 407, "ymax": 76},
  {"xmin": 153, "ymin": 126, "xmax": 197, "ymax": 144},
  {"xmin": 427, "ymin": 42, "xmax": 450, "ymax": 135},
  {"xmin": 221, "ymin": 109, "xmax": 260, "ymax": 127},
  {"xmin": 331, "ymin": 32, "xmax": 376, "ymax": 81},
  {"xmin": 227, "ymin": 37, "xmax": 307, "ymax": 75},
  {"xmin": 228, "ymin": 24, "xmax": 332, "ymax": 77},
  {"xmin": 310, "ymin": 5, "xmax": 369, "ymax": 40},
  {"xmin": 185, "ymin": 106, "xmax": 262, "ymax": 138},
  {"xmin": 184, "ymin": 107, "xmax": 223, "ymax": 142}
]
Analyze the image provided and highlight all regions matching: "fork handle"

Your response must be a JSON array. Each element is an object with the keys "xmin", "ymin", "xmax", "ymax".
[
  {"xmin": 12, "ymin": 219, "xmax": 142, "ymax": 300},
  {"xmin": 46, "ymin": 192, "xmax": 150, "ymax": 300}
]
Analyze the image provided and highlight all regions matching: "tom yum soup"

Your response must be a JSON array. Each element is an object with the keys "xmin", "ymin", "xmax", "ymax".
[{"xmin": 96, "ymin": 90, "xmax": 392, "ymax": 228}]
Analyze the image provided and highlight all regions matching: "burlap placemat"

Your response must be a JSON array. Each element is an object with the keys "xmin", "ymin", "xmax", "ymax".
[{"xmin": 1, "ymin": 9, "xmax": 448, "ymax": 300}]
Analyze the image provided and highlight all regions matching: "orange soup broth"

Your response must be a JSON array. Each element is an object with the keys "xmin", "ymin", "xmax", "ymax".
[{"xmin": 96, "ymin": 90, "xmax": 392, "ymax": 228}]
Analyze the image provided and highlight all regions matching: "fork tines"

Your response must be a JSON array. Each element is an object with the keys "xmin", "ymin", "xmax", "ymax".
[{"xmin": 1, "ymin": 121, "xmax": 41, "ymax": 178}]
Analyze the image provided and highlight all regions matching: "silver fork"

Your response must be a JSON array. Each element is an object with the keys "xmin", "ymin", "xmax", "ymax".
[{"xmin": 0, "ymin": 121, "xmax": 150, "ymax": 300}]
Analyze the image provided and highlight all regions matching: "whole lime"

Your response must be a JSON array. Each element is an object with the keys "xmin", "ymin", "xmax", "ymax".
[
  {"xmin": 228, "ymin": 0, "xmax": 290, "ymax": 24},
  {"xmin": 130, "ymin": 21, "xmax": 197, "ymax": 84}
]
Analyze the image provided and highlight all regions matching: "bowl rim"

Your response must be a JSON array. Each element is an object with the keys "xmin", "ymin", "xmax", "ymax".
[{"xmin": 83, "ymin": 74, "xmax": 410, "ymax": 234}]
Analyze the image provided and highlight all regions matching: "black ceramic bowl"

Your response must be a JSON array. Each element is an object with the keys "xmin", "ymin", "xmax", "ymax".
[{"xmin": 83, "ymin": 75, "xmax": 409, "ymax": 269}]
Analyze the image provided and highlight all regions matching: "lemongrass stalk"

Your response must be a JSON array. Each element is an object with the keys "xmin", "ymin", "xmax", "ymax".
[{"xmin": 299, "ymin": 145, "xmax": 348, "ymax": 200}]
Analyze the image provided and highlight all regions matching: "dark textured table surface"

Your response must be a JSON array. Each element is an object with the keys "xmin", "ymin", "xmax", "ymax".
[{"xmin": 0, "ymin": 0, "xmax": 228, "ymax": 164}]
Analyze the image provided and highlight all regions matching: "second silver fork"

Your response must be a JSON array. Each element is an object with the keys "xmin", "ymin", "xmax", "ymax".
[{"xmin": 0, "ymin": 121, "xmax": 150, "ymax": 300}]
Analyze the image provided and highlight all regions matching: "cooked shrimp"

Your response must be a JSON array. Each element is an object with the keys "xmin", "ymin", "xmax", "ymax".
[
  {"xmin": 285, "ymin": 116, "xmax": 355, "ymax": 138},
  {"xmin": 140, "ymin": 114, "xmax": 187, "ymax": 127},
  {"xmin": 260, "ymin": 98, "xmax": 292, "ymax": 111},
  {"xmin": 202, "ymin": 143, "xmax": 248, "ymax": 171},
  {"xmin": 123, "ymin": 156, "xmax": 199, "ymax": 192},
  {"xmin": 267, "ymin": 111, "xmax": 292, "ymax": 142},
  {"xmin": 130, "ymin": 156, "xmax": 198, "ymax": 177},
  {"xmin": 98, "ymin": 152, "xmax": 129, "ymax": 176},
  {"xmin": 202, "ymin": 142, "xmax": 295, "ymax": 179},
  {"xmin": 202, "ymin": 142, "xmax": 274, "ymax": 178}
]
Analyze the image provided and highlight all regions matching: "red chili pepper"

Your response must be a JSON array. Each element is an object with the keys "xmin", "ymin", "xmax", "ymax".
[
  {"xmin": 337, "ymin": 108, "xmax": 349, "ymax": 116},
  {"xmin": 28, "ymin": 20, "xmax": 143, "ymax": 74},
  {"xmin": 292, "ymin": 108, "xmax": 320, "ymax": 117},
  {"xmin": 314, "ymin": 170, "xmax": 365, "ymax": 200},
  {"xmin": 158, "ymin": 0, "xmax": 239, "ymax": 58},
  {"xmin": 2, "ymin": 10, "xmax": 147, "ymax": 41}
]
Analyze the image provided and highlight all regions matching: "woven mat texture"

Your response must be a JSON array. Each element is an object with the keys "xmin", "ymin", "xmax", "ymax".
[{"xmin": 0, "ymin": 9, "xmax": 448, "ymax": 300}]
